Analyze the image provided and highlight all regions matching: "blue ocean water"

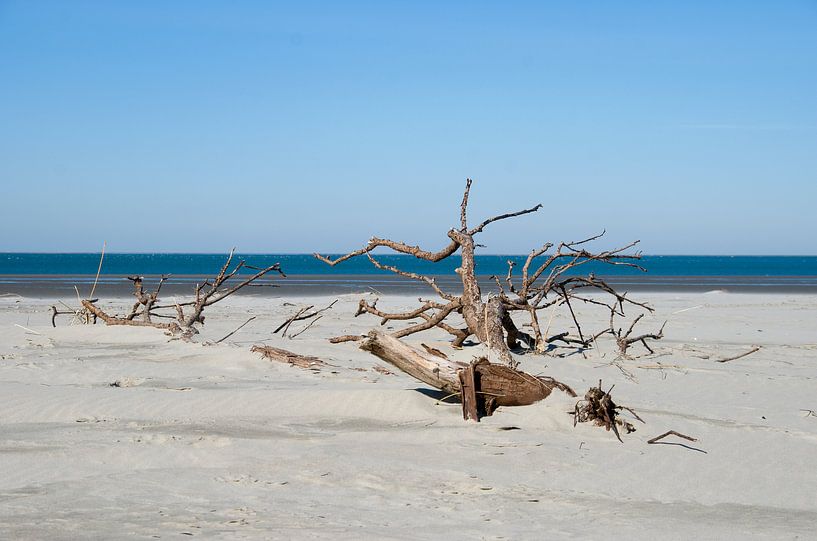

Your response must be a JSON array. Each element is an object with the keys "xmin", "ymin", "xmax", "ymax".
[{"xmin": 1, "ymin": 253, "xmax": 816, "ymax": 277}]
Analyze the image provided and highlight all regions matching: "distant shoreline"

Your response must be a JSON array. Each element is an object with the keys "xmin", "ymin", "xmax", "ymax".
[{"xmin": 3, "ymin": 273, "xmax": 817, "ymax": 298}]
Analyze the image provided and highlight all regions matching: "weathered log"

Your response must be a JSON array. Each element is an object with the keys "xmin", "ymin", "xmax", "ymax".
[
  {"xmin": 359, "ymin": 330, "xmax": 576, "ymax": 420},
  {"xmin": 359, "ymin": 330, "xmax": 466, "ymax": 395}
]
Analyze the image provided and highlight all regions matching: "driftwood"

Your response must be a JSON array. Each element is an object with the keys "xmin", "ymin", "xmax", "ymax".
[
  {"xmin": 215, "ymin": 316, "xmax": 257, "ymax": 344},
  {"xmin": 360, "ymin": 330, "xmax": 464, "ymax": 394},
  {"xmin": 329, "ymin": 334, "xmax": 365, "ymax": 344},
  {"xmin": 316, "ymin": 179, "xmax": 660, "ymax": 367},
  {"xmin": 647, "ymin": 430, "xmax": 697, "ymax": 444},
  {"xmin": 421, "ymin": 343, "xmax": 449, "ymax": 359},
  {"xmin": 72, "ymin": 250, "xmax": 285, "ymax": 338},
  {"xmin": 50, "ymin": 304, "xmax": 96, "ymax": 327},
  {"xmin": 359, "ymin": 330, "xmax": 576, "ymax": 421},
  {"xmin": 715, "ymin": 346, "xmax": 761, "ymax": 363},
  {"xmin": 274, "ymin": 300, "xmax": 337, "ymax": 338},
  {"xmin": 572, "ymin": 380, "xmax": 644, "ymax": 442},
  {"xmin": 251, "ymin": 345, "xmax": 328, "ymax": 369},
  {"xmin": 609, "ymin": 313, "xmax": 666, "ymax": 357}
]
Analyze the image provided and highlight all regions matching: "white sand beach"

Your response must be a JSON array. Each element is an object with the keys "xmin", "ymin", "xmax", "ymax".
[{"xmin": 1, "ymin": 291, "xmax": 816, "ymax": 539}]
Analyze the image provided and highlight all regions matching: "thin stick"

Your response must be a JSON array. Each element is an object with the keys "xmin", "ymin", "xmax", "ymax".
[
  {"xmin": 274, "ymin": 299, "xmax": 337, "ymax": 336},
  {"xmin": 647, "ymin": 430, "xmax": 697, "ymax": 444},
  {"xmin": 619, "ymin": 405, "xmax": 645, "ymax": 424},
  {"xmin": 716, "ymin": 346, "xmax": 761, "ymax": 363},
  {"xmin": 89, "ymin": 241, "xmax": 106, "ymax": 299},
  {"xmin": 542, "ymin": 301, "xmax": 560, "ymax": 344},
  {"xmin": 672, "ymin": 305, "xmax": 702, "ymax": 315},
  {"xmin": 215, "ymin": 316, "xmax": 256, "ymax": 344},
  {"xmin": 73, "ymin": 286, "xmax": 86, "ymax": 324},
  {"xmin": 274, "ymin": 305, "xmax": 313, "ymax": 335},
  {"xmin": 289, "ymin": 315, "xmax": 323, "ymax": 339},
  {"xmin": 14, "ymin": 323, "xmax": 41, "ymax": 335}
]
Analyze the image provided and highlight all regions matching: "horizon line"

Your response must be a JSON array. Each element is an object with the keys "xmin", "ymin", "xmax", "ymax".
[{"xmin": 3, "ymin": 252, "xmax": 817, "ymax": 258}]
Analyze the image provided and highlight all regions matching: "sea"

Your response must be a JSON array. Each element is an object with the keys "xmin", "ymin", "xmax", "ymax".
[{"xmin": 2, "ymin": 253, "xmax": 816, "ymax": 297}]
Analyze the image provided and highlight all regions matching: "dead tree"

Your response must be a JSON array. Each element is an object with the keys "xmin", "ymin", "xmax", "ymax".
[
  {"xmin": 77, "ymin": 250, "xmax": 285, "ymax": 338},
  {"xmin": 316, "ymin": 179, "xmax": 656, "ymax": 368}
]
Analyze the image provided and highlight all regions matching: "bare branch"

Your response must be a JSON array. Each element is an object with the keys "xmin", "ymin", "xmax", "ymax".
[
  {"xmin": 715, "ymin": 346, "xmax": 761, "ymax": 363},
  {"xmin": 469, "ymin": 203, "xmax": 543, "ymax": 235},
  {"xmin": 460, "ymin": 177, "xmax": 472, "ymax": 231},
  {"xmin": 216, "ymin": 316, "xmax": 257, "ymax": 344},
  {"xmin": 314, "ymin": 237, "xmax": 460, "ymax": 266},
  {"xmin": 647, "ymin": 430, "xmax": 697, "ymax": 444},
  {"xmin": 366, "ymin": 252, "xmax": 458, "ymax": 301}
]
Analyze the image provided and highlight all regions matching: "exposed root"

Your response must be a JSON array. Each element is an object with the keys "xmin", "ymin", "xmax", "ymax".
[{"xmin": 572, "ymin": 380, "xmax": 644, "ymax": 442}]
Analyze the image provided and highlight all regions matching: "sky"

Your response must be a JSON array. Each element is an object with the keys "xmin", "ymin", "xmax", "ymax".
[{"xmin": 1, "ymin": 1, "xmax": 816, "ymax": 255}]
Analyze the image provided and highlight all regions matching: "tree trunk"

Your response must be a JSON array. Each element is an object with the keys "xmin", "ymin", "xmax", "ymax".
[
  {"xmin": 448, "ymin": 229, "xmax": 517, "ymax": 367},
  {"xmin": 484, "ymin": 296, "xmax": 517, "ymax": 367}
]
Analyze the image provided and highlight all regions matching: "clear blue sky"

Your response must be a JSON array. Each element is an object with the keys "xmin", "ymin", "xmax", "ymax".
[{"xmin": 1, "ymin": 1, "xmax": 816, "ymax": 254}]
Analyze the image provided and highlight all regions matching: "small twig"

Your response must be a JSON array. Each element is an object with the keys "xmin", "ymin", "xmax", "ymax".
[
  {"xmin": 672, "ymin": 305, "xmax": 702, "ymax": 315},
  {"xmin": 716, "ymin": 346, "xmax": 761, "ymax": 363},
  {"xmin": 618, "ymin": 405, "xmax": 645, "ymax": 424},
  {"xmin": 289, "ymin": 315, "xmax": 323, "ymax": 339},
  {"xmin": 215, "ymin": 316, "xmax": 257, "ymax": 344},
  {"xmin": 800, "ymin": 409, "xmax": 816, "ymax": 418},
  {"xmin": 421, "ymin": 343, "xmax": 449, "ymax": 359},
  {"xmin": 88, "ymin": 241, "xmax": 106, "ymax": 299},
  {"xmin": 50, "ymin": 305, "xmax": 77, "ymax": 327},
  {"xmin": 14, "ymin": 323, "xmax": 41, "ymax": 335},
  {"xmin": 647, "ymin": 430, "xmax": 697, "ymax": 444},
  {"xmin": 275, "ymin": 300, "xmax": 337, "ymax": 337},
  {"xmin": 274, "ymin": 305, "xmax": 313, "ymax": 335}
]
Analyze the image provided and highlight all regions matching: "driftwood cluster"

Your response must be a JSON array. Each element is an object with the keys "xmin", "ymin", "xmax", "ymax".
[
  {"xmin": 51, "ymin": 180, "xmax": 672, "ymax": 439},
  {"xmin": 55, "ymin": 250, "xmax": 284, "ymax": 339},
  {"xmin": 308, "ymin": 180, "xmax": 665, "ymax": 432}
]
